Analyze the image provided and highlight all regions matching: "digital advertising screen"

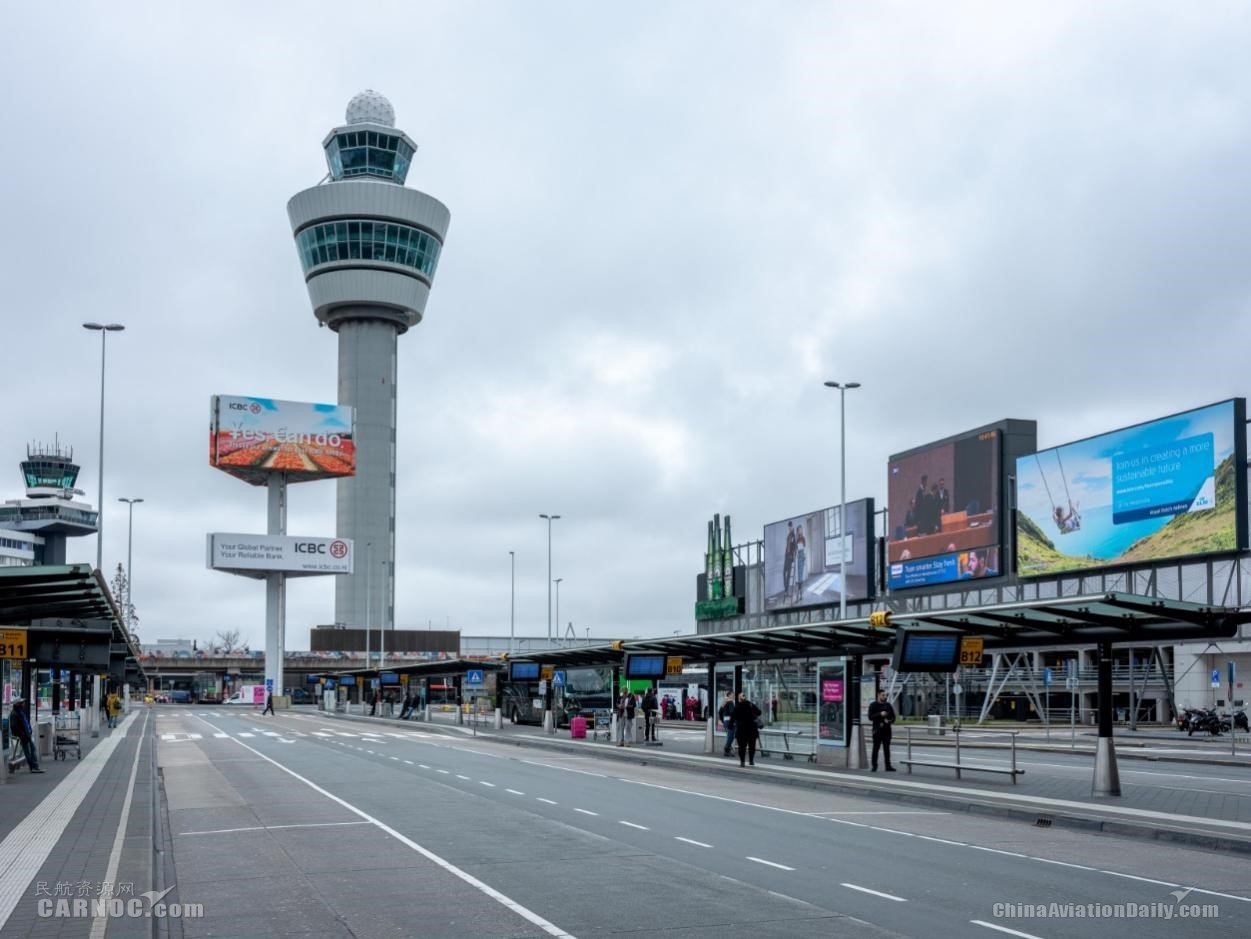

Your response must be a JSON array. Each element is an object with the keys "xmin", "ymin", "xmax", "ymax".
[
  {"xmin": 886, "ymin": 422, "xmax": 1015, "ymax": 590},
  {"xmin": 509, "ymin": 661, "xmax": 540, "ymax": 681},
  {"xmin": 210, "ymin": 395, "xmax": 356, "ymax": 486},
  {"xmin": 1016, "ymin": 399, "xmax": 1246, "ymax": 578},
  {"xmin": 763, "ymin": 499, "xmax": 875, "ymax": 611}
]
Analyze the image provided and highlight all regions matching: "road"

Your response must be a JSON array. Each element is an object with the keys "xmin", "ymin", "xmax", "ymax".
[{"xmin": 158, "ymin": 707, "xmax": 1249, "ymax": 938}]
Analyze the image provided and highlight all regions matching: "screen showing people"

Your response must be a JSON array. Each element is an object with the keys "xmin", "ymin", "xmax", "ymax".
[
  {"xmin": 887, "ymin": 428, "xmax": 1002, "ymax": 589},
  {"xmin": 763, "ymin": 500, "xmax": 874, "ymax": 611}
]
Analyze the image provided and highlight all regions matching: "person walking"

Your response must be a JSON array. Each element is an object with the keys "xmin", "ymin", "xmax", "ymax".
[
  {"xmin": 719, "ymin": 692, "xmax": 737, "ymax": 756},
  {"xmin": 641, "ymin": 687, "xmax": 659, "ymax": 742},
  {"xmin": 399, "ymin": 692, "xmax": 413, "ymax": 720},
  {"xmin": 369, "ymin": 690, "xmax": 379, "ymax": 716},
  {"xmin": 262, "ymin": 693, "xmax": 275, "ymax": 716},
  {"xmin": 107, "ymin": 693, "xmax": 123, "ymax": 728},
  {"xmin": 10, "ymin": 699, "xmax": 44, "ymax": 773},
  {"xmin": 730, "ymin": 692, "xmax": 761, "ymax": 767},
  {"xmin": 868, "ymin": 690, "xmax": 897, "ymax": 771},
  {"xmin": 615, "ymin": 686, "xmax": 636, "ymax": 747}
]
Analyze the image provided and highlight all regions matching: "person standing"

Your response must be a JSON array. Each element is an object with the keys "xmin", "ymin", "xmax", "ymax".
[
  {"xmin": 719, "ymin": 692, "xmax": 737, "ymax": 756},
  {"xmin": 730, "ymin": 693, "xmax": 761, "ymax": 766},
  {"xmin": 783, "ymin": 521, "xmax": 797, "ymax": 600},
  {"xmin": 262, "ymin": 693, "xmax": 275, "ymax": 716},
  {"xmin": 641, "ymin": 687, "xmax": 659, "ymax": 742},
  {"xmin": 868, "ymin": 690, "xmax": 897, "ymax": 771},
  {"xmin": 10, "ymin": 699, "xmax": 44, "ymax": 773},
  {"xmin": 369, "ymin": 690, "xmax": 379, "ymax": 716},
  {"xmin": 615, "ymin": 686, "xmax": 636, "ymax": 746},
  {"xmin": 399, "ymin": 691, "xmax": 413, "ymax": 720}
]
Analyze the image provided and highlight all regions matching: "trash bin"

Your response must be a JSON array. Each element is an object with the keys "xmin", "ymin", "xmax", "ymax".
[
  {"xmin": 570, "ymin": 716, "xmax": 587, "ymax": 739},
  {"xmin": 37, "ymin": 719, "xmax": 53, "ymax": 757},
  {"xmin": 927, "ymin": 714, "xmax": 946, "ymax": 736}
]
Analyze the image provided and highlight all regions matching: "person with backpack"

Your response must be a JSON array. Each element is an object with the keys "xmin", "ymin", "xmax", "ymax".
[
  {"xmin": 10, "ymin": 699, "xmax": 44, "ymax": 773},
  {"xmin": 641, "ymin": 687, "xmax": 659, "ymax": 742},
  {"xmin": 729, "ymin": 692, "xmax": 761, "ymax": 767},
  {"xmin": 719, "ymin": 692, "xmax": 737, "ymax": 756}
]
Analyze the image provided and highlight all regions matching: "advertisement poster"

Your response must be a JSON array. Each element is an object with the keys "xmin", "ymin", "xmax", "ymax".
[
  {"xmin": 818, "ymin": 660, "xmax": 846, "ymax": 745},
  {"xmin": 763, "ymin": 499, "xmax": 874, "ymax": 611},
  {"xmin": 207, "ymin": 533, "xmax": 354, "ymax": 578},
  {"xmin": 210, "ymin": 395, "xmax": 355, "ymax": 485},
  {"xmin": 886, "ymin": 427, "xmax": 1002, "ymax": 589},
  {"xmin": 1016, "ymin": 400, "xmax": 1245, "ymax": 577}
]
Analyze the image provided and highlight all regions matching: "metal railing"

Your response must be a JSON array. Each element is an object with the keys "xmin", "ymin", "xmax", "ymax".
[{"xmin": 903, "ymin": 724, "xmax": 1021, "ymax": 782}]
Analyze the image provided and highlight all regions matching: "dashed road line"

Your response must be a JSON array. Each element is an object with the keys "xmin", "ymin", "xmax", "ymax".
[
  {"xmin": 970, "ymin": 921, "xmax": 1044, "ymax": 939},
  {"xmin": 840, "ymin": 883, "xmax": 906, "ymax": 902},
  {"xmin": 675, "ymin": 837, "xmax": 712, "ymax": 848},
  {"xmin": 747, "ymin": 857, "xmax": 795, "ymax": 871},
  {"xmin": 619, "ymin": 821, "xmax": 648, "ymax": 830}
]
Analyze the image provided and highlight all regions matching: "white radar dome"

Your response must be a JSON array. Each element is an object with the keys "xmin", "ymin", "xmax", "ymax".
[{"xmin": 346, "ymin": 90, "xmax": 395, "ymax": 127}]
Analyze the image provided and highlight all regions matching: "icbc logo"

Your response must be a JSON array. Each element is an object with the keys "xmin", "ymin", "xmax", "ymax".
[
  {"xmin": 249, "ymin": 402, "xmax": 261, "ymax": 414},
  {"xmin": 329, "ymin": 540, "xmax": 348, "ymax": 559}
]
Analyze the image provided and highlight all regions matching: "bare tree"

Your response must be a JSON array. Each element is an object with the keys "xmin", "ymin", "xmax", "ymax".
[
  {"xmin": 214, "ymin": 628, "xmax": 243, "ymax": 653},
  {"xmin": 109, "ymin": 563, "xmax": 139, "ymax": 631}
]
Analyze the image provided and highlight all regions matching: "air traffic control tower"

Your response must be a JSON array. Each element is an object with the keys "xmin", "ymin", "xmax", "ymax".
[{"xmin": 288, "ymin": 91, "xmax": 450, "ymax": 632}]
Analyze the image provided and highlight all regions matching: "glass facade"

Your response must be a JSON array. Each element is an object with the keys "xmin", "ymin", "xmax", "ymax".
[
  {"xmin": 21, "ymin": 457, "xmax": 80, "ymax": 489},
  {"xmin": 296, "ymin": 220, "xmax": 441, "ymax": 280},
  {"xmin": 325, "ymin": 131, "xmax": 413, "ymax": 183}
]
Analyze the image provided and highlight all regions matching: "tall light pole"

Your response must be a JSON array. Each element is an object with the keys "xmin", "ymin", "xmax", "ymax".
[
  {"xmin": 508, "ymin": 551, "xmax": 515, "ymax": 655},
  {"xmin": 539, "ymin": 514, "xmax": 560, "ymax": 642},
  {"xmin": 824, "ymin": 380, "xmax": 861, "ymax": 621},
  {"xmin": 554, "ymin": 577, "xmax": 563, "ymax": 641},
  {"xmin": 83, "ymin": 322, "xmax": 124, "ymax": 571},
  {"xmin": 118, "ymin": 497, "xmax": 143, "ymax": 627}
]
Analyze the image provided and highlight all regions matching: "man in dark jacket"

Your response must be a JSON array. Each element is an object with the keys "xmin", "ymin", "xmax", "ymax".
[
  {"xmin": 11, "ymin": 699, "xmax": 44, "ymax": 773},
  {"xmin": 729, "ymin": 693, "xmax": 761, "ymax": 767},
  {"xmin": 641, "ymin": 688, "xmax": 659, "ymax": 742},
  {"xmin": 868, "ymin": 690, "xmax": 897, "ymax": 771}
]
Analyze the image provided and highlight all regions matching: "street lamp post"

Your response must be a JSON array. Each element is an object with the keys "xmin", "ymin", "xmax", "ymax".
[
  {"xmin": 118, "ymin": 498, "xmax": 144, "ymax": 627},
  {"xmin": 539, "ymin": 514, "xmax": 560, "ymax": 642},
  {"xmin": 554, "ymin": 577, "xmax": 563, "ymax": 641},
  {"xmin": 509, "ymin": 551, "xmax": 515, "ymax": 656},
  {"xmin": 823, "ymin": 381, "xmax": 860, "ymax": 621},
  {"xmin": 83, "ymin": 322, "xmax": 125, "ymax": 571}
]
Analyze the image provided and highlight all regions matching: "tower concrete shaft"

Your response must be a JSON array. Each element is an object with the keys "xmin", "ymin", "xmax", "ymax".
[{"xmin": 288, "ymin": 91, "xmax": 450, "ymax": 634}]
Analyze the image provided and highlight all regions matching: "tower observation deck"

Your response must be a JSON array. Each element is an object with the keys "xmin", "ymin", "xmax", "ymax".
[
  {"xmin": 288, "ymin": 91, "xmax": 450, "ymax": 633},
  {"xmin": 0, "ymin": 441, "xmax": 98, "ymax": 565}
]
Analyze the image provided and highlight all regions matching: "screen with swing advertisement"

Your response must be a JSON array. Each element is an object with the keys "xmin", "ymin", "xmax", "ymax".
[{"xmin": 1015, "ymin": 399, "xmax": 1247, "ymax": 578}]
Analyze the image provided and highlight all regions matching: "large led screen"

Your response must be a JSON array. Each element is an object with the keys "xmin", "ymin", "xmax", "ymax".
[
  {"xmin": 210, "ymin": 395, "xmax": 356, "ymax": 486},
  {"xmin": 887, "ymin": 426, "xmax": 1003, "ymax": 589},
  {"xmin": 763, "ymin": 499, "xmax": 875, "ymax": 611},
  {"xmin": 1016, "ymin": 399, "xmax": 1246, "ymax": 578}
]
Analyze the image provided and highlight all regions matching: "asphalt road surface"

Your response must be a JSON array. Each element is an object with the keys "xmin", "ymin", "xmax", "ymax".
[{"xmin": 158, "ymin": 708, "xmax": 1249, "ymax": 938}]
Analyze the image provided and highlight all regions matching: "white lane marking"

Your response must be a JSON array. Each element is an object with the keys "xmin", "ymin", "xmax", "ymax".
[
  {"xmin": 419, "ymin": 764, "xmax": 431, "ymax": 770},
  {"xmin": 88, "ymin": 714, "xmax": 150, "ymax": 939},
  {"xmin": 619, "ymin": 821, "xmax": 648, "ymax": 830},
  {"xmin": 366, "ymin": 750, "xmax": 376, "ymax": 755},
  {"xmin": 192, "ymin": 717, "xmax": 577, "ymax": 939},
  {"xmin": 389, "ymin": 756, "xmax": 400, "ymax": 761},
  {"xmin": 506, "ymin": 789, "xmax": 525, "ymax": 796},
  {"xmin": 815, "ymin": 811, "xmax": 951, "ymax": 816},
  {"xmin": 574, "ymin": 808, "xmax": 598, "ymax": 816},
  {"xmin": 437, "ymin": 769, "xmax": 450, "ymax": 775},
  {"xmin": 238, "ymin": 732, "xmax": 255, "ymax": 738},
  {"xmin": 188, "ymin": 733, "xmax": 203, "ymax": 739},
  {"xmin": 181, "ymin": 821, "xmax": 370, "ymax": 836},
  {"xmin": 403, "ymin": 760, "xmax": 414, "ymax": 765},
  {"xmin": 748, "ymin": 857, "xmax": 795, "ymax": 871},
  {"xmin": 480, "ymin": 781, "xmax": 496, "ymax": 788},
  {"xmin": 840, "ymin": 883, "xmax": 906, "ymax": 902},
  {"xmin": 971, "ymin": 921, "xmax": 1046, "ymax": 939},
  {"xmin": 675, "ymin": 837, "xmax": 713, "ymax": 848},
  {"xmin": 455, "ymin": 774, "xmax": 471, "ymax": 780},
  {"xmin": 213, "ymin": 733, "xmax": 229, "ymax": 738},
  {"xmin": 537, "ymin": 798, "xmax": 558, "ymax": 805}
]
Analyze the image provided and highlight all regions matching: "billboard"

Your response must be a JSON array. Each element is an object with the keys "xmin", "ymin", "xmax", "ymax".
[
  {"xmin": 886, "ymin": 420, "xmax": 1036, "ymax": 590},
  {"xmin": 207, "ymin": 533, "xmax": 354, "ymax": 579},
  {"xmin": 210, "ymin": 395, "xmax": 355, "ymax": 486},
  {"xmin": 1016, "ymin": 399, "xmax": 1246, "ymax": 578},
  {"xmin": 763, "ymin": 499, "xmax": 875, "ymax": 611}
]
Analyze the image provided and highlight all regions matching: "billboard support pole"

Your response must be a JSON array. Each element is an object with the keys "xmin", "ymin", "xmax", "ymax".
[
  {"xmin": 264, "ymin": 474, "xmax": 288, "ymax": 705},
  {"xmin": 845, "ymin": 654, "xmax": 866, "ymax": 769}
]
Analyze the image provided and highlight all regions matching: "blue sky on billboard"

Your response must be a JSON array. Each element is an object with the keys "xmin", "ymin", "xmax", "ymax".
[{"xmin": 3, "ymin": 4, "xmax": 1251, "ymax": 646}]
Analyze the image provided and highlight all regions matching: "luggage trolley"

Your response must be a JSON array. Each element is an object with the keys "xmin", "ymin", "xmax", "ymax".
[{"xmin": 54, "ymin": 712, "xmax": 82, "ymax": 760}]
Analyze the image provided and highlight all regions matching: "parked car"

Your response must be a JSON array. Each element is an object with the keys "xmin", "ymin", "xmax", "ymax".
[
  {"xmin": 168, "ymin": 690, "xmax": 192, "ymax": 704},
  {"xmin": 287, "ymin": 688, "xmax": 316, "ymax": 705}
]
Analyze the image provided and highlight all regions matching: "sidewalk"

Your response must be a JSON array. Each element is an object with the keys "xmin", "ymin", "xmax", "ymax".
[
  {"xmin": 0, "ymin": 709, "xmax": 159, "ymax": 939},
  {"xmin": 340, "ymin": 708, "xmax": 1251, "ymax": 854}
]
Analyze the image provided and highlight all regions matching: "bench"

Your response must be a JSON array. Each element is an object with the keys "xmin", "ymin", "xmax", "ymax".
[
  {"xmin": 900, "ymin": 725, "xmax": 1023, "ymax": 783},
  {"xmin": 757, "ymin": 728, "xmax": 816, "ymax": 763}
]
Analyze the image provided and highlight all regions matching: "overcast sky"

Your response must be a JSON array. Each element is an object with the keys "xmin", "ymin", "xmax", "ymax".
[{"xmin": 3, "ymin": 2, "xmax": 1250, "ymax": 650}]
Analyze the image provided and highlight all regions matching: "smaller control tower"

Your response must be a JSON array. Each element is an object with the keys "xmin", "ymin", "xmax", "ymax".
[{"xmin": 0, "ymin": 442, "xmax": 98, "ymax": 564}]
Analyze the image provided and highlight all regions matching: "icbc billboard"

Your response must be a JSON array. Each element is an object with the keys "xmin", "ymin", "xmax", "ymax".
[{"xmin": 210, "ymin": 395, "xmax": 355, "ymax": 486}]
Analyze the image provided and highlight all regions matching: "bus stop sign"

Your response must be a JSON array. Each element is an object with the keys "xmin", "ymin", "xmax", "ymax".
[
  {"xmin": 466, "ymin": 669, "xmax": 485, "ymax": 686},
  {"xmin": 553, "ymin": 671, "xmax": 566, "ymax": 687}
]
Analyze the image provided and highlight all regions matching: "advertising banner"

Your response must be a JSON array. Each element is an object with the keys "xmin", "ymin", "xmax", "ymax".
[
  {"xmin": 1016, "ymin": 399, "xmax": 1246, "ymax": 578},
  {"xmin": 763, "ymin": 499, "xmax": 875, "ymax": 611},
  {"xmin": 886, "ymin": 425, "xmax": 1004, "ymax": 590},
  {"xmin": 207, "ymin": 533, "xmax": 354, "ymax": 579},
  {"xmin": 210, "ymin": 396, "xmax": 355, "ymax": 486}
]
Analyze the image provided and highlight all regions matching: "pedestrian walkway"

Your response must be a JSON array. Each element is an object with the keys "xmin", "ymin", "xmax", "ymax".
[{"xmin": 0, "ymin": 709, "xmax": 157, "ymax": 938}]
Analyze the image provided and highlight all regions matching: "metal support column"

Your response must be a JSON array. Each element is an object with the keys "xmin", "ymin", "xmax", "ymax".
[
  {"xmin": 846, "ymin": 654, "xmax": 866, "ymax": 769},
  {"xmin": 1092, "ymin": 640, "xmax": 1121, "ymax": 797},
  {"xmin": 264, "ymin": 474, "xmax": 288, "ymax": 703}
]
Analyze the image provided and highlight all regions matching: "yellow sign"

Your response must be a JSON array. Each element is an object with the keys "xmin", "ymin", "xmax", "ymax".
[
  {"xmin": 540, "ymin": 666, "xmax": 554, "ymax": 681},
  {"xmin": 400, "ymin": 674, "xmax": 409, "ymax": 685},
  {"xmin": 665, "ymin": 656, "xmax": 683, "ymax": 676},
  {"xmin": 959, "ymin": 636, "xmax": 984, "ymax": 666},
  {"xmin": 0, "ymin": 628, "xmax": 27, "ymax": 659},
  {"xmin": 356, "ymin": 677, "xmax": 365, "ymax": 687}
]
